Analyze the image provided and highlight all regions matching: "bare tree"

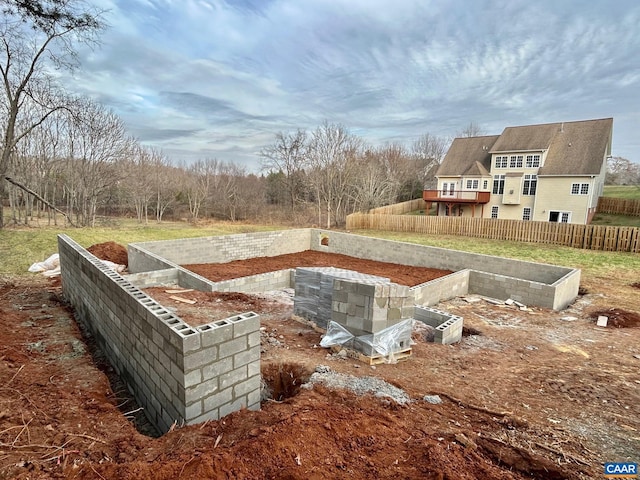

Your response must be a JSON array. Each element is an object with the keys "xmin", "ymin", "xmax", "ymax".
[
  {"xmin": 183, "ymin": 158, "xmax": 219, "ymax": 221},
  {"xmin": 457, "ymin": 121, "xmax": 484, "ymax": 138},
  {"xmin": 347, "ymin": 152, "xmax": 395, "ymax": 212},
  {"xmin": 151, "ymin": 150, "xmax": 178, "ymax": 223},
  {"xmin": 260, "ymin": 129, "xmax": 309, "ymax": 213},
  {"xmin": 606, "ymin": 156, "xmax": 640, "ymax": 186},
  {"xmin": 412, "ymin": 132, "xmax": 449, "ymax": 190},
  {"xmin": 307, "ymin": 121, "xmax": 362, "ymax": 228},
  {"xmin": 63, "ymin": 98, "xmax": 133, "ymax": 226},
  {"xmin": 0, "ymin": 0, "xmax": 105, "ymax": 227},
  {"xmin": 119, "ymin": 145, "xmax": 156, "ymax": 224}
]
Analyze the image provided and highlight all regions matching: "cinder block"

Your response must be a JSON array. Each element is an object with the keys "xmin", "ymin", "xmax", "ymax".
[
  {"xmin": 202, "ymin": 356, "xmax": 233, "ymax": 380},
  {"xmin": 200, "ymin": 321, "xmax": 233, "ymax": 347},
  {"xmin": 219, "ymin": 366, "xmax": 248, "ymax": 390},
  {"xmin": 185, "ymin": 378, "xmax": 218, "ymax": 404},
  {"xmin": 230, "ymin": 313, "xmax": 260, "ymax": 337},
  {"xmin": 203, "ymin": 388, "xmax": 233, "ymax": 412},
  {"xmin": 184, "ymin": 369, "xmax": 202, "ymax": 388},
  {"xmin": 184, "ymin": 400, "xmax": 202, "ymax": 422},
  {"xmin": 234, "ymin": 346, "xmax": 260, "ymax": 369},
  {"xmin": 183, "ymin": 346, "xmax": 218, "ymax": 371},
  {"xmin": 219, "ymin": 397, "xmax": 247, "ymax": 418},
  {"xmin": 234, "ymin": 375, "xmax": 260, "ymax": 398},
  {"xmin": 218, "ymin": 337, "xmax": 248, "ymax": 359}
]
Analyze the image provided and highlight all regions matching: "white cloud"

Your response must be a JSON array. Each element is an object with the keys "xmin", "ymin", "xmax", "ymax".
[{"xmin": 67, "ymin": 0, "xmax": 640, "ymax": 169}]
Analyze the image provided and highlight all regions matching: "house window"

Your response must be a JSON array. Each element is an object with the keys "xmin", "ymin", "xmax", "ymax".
[
  {"xmin": 442, "ymin": 183, "xmax": 449, "ymax": 195},
  {"xmin": 522, "ymin": 207, "xmax": 531, "ymax": 221},
  {"xmin": 549, "ymin": 211, "xmax": 572, "ymax": 223},
  {"xmin": 466, "ymin": 180, "xmax": 472, "ymax": 189},
  {"xmin": 482, "ymin": 180, "xmax": 488, "ymax": 189},
  {"xmin": 571, "ymin": 183, "xmax": 589, "ymax": 195},
  {"xmin": 466, "ymin": 179, "xmax": 478, "ymax": 189},
  {"xmin": 492, "ymin": 175, "xmax": 505, "ymax": 194},
  {"xmin": 522, "ymin": 174, "xmax": 537, "ymax": 195},
  {"xmin": 494, "ymin": 156, "xmax": 508, "ymax": 168},
  {"xmin": 526, "ymin": 154, "xmax": 541, "ymax": 168},
  {"xmin": 491, "ymin": 206, "xmax": 499, "ymax": 219},
  {"xmin": 509, "ymin": 155, "xmax": 523, "ymax": 168},
  {"xmin": 449, "ymin": 183, "xmax": 455, "ymax": 195}
]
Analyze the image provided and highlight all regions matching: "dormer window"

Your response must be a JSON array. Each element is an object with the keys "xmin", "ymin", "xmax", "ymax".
[
  {"xmin": 509, "ymin": 155, "xmax": 523, "ymax": 168},
  {"xmin": 526, "ymin": 154, "xmax": 541, "ymax": 168},
  {"xmin": 494, "ymin": 156, "xmax": 508, "ymax": 168}
]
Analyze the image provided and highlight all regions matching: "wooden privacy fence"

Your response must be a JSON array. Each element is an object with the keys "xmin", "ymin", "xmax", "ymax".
[
  {"xmin": 367, "ymin": 198, "xmax": 425, "ymax": 215},
  {"xmin": 598, "ymin": 197, "xmax": 640, "ymax": 216},
  {"xmin": 346, "ymin": 213, "xmax": 640, "ymax": 253}
]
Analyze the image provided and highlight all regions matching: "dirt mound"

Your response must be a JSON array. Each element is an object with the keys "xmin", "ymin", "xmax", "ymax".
[
  {"xmin": 87, "ymin": 241, "xmax": 128, "ymax": 266},
  {"xmin": 591, "ymin": 308, "xmax": 640, "ymax": 328}
]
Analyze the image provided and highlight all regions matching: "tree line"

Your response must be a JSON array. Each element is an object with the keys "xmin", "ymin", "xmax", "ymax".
[
  {"xmin": 0, "ymin": 1, "xmax": 448, "ymax": 228},
  {"xmin": 4, "ymin": 109, "xmax": 449, "ymax": 227},
  {"xmin": 1, "ymin": 1, "xmax": 635, "ymax": 229}
]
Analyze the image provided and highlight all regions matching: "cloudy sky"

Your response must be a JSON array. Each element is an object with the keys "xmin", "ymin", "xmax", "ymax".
[{"xmin": 74, "ymin": 0, "xmax": 640, "ymax": 170}]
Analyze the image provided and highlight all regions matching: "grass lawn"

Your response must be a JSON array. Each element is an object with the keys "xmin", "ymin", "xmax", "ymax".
[
  {"xmin": 603, "ymin": 185, "xmax": 640, "ymax": 199},
  {"xmin": 3, "ymin": 218, "xmax": 638, "ymax": 299},
  {"xmin": 353, "ymin": 229, "xmax": 640, "ymax": 280},
  {"xmin": 0, "ymin": 219, "xmax": 281, "ymax": 276},
  {"xmin": 591, "ymin": 213, "xmax": 640, "ymax": 227}
]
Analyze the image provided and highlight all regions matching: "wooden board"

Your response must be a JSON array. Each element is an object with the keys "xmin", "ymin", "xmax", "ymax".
[
  {"xmin": 169, "ymin": 295, "xmax": 196, "ymax": 305},
  {"xmin": 330, "ymin": 345, "xmax": 412, "ymax": 365}
]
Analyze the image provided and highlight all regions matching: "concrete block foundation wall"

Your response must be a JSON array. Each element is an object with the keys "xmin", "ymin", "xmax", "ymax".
[
  {"xmin": 58, "ymin": 235, "xmax": 260, "ymax": 434},
  {"xmin": 311, "ymin": 230, "xmax": 572, "ymax": 285},
  {"xmin": 414, "ymin": 306, "xmax": 464, "ymax": 344},
  {"xmin": 128, "ymin": 228, "xmax": 579, "ymax": 311},
  {"xmin": 129, "ymin": 229, "xmax": 312, "ymax": 270},
  {"xmin": 125, "ymin": 268, "xmax": 179, "ymax": 288},
  {"xmin": 411, "ymin": 270, "xmax": 470, "ymax": 306},
  {"xmin": 310, "ymin": 230, "xmax": 579, "ymax": 310}
]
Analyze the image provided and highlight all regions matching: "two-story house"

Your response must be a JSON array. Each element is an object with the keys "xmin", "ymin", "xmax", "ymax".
[{"xmin": 424, "ymin": 118, "xmax": 613, "ymax": 224}]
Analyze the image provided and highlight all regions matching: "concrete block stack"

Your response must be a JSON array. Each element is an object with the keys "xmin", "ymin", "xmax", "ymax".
[
  {"xmin": 294, "ymin": 267, "xmax": 414, "ymax": 356},
  {"xmin": 332, "ymin": 278, "xmax": 414, "ymax": 355},
  {"xmin": 293, "ymin": 267, "xmax": 388, "ymax": 329}
]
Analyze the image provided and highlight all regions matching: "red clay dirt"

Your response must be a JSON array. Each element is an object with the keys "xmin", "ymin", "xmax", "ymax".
[
  {"xmin": 183, "ymin": 250, "xmax": 453, "ymax": 286},
  {"xmin": 0, "ymin": 249, "xmax": 639, "ymax": 479},
  {"xmin": 590, "ymin": 308, "xmax": 640, "ymax": 328},
  {"xmin": 86, "ymin": 242, "xmax": 128, "ymax": 267}
]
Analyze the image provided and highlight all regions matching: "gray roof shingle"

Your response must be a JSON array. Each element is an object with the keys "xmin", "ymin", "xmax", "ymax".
[
  {"xmin": 438, "ymin": 118, "xmax": 612, "ymax": 177},
  {"xmin": 436, "ymin": 135, "xmax": 499, "ymax": 176}
]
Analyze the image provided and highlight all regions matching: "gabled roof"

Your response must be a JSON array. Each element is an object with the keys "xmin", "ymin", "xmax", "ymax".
[
  {"xmin": 436, "ymin": 135, "xmax": 499, "ymax": 177},
  {"xmin": 438, "ymin": 118, "xmax": 613, "ymax": 177},
  {"xmin": 540, "ymin": 118, "xmax": 613, "ymax": 175}
]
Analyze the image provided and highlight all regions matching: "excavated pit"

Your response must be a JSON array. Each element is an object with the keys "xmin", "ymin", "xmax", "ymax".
[{"xmin": 261, "ymin": 363, "xmax": 313, "ymax": 402}]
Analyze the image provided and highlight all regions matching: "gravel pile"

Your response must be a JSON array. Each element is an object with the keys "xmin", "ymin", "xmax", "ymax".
[{"xmin": 303, "ymin": 365, "xmax": 411, "ymax": 405}]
